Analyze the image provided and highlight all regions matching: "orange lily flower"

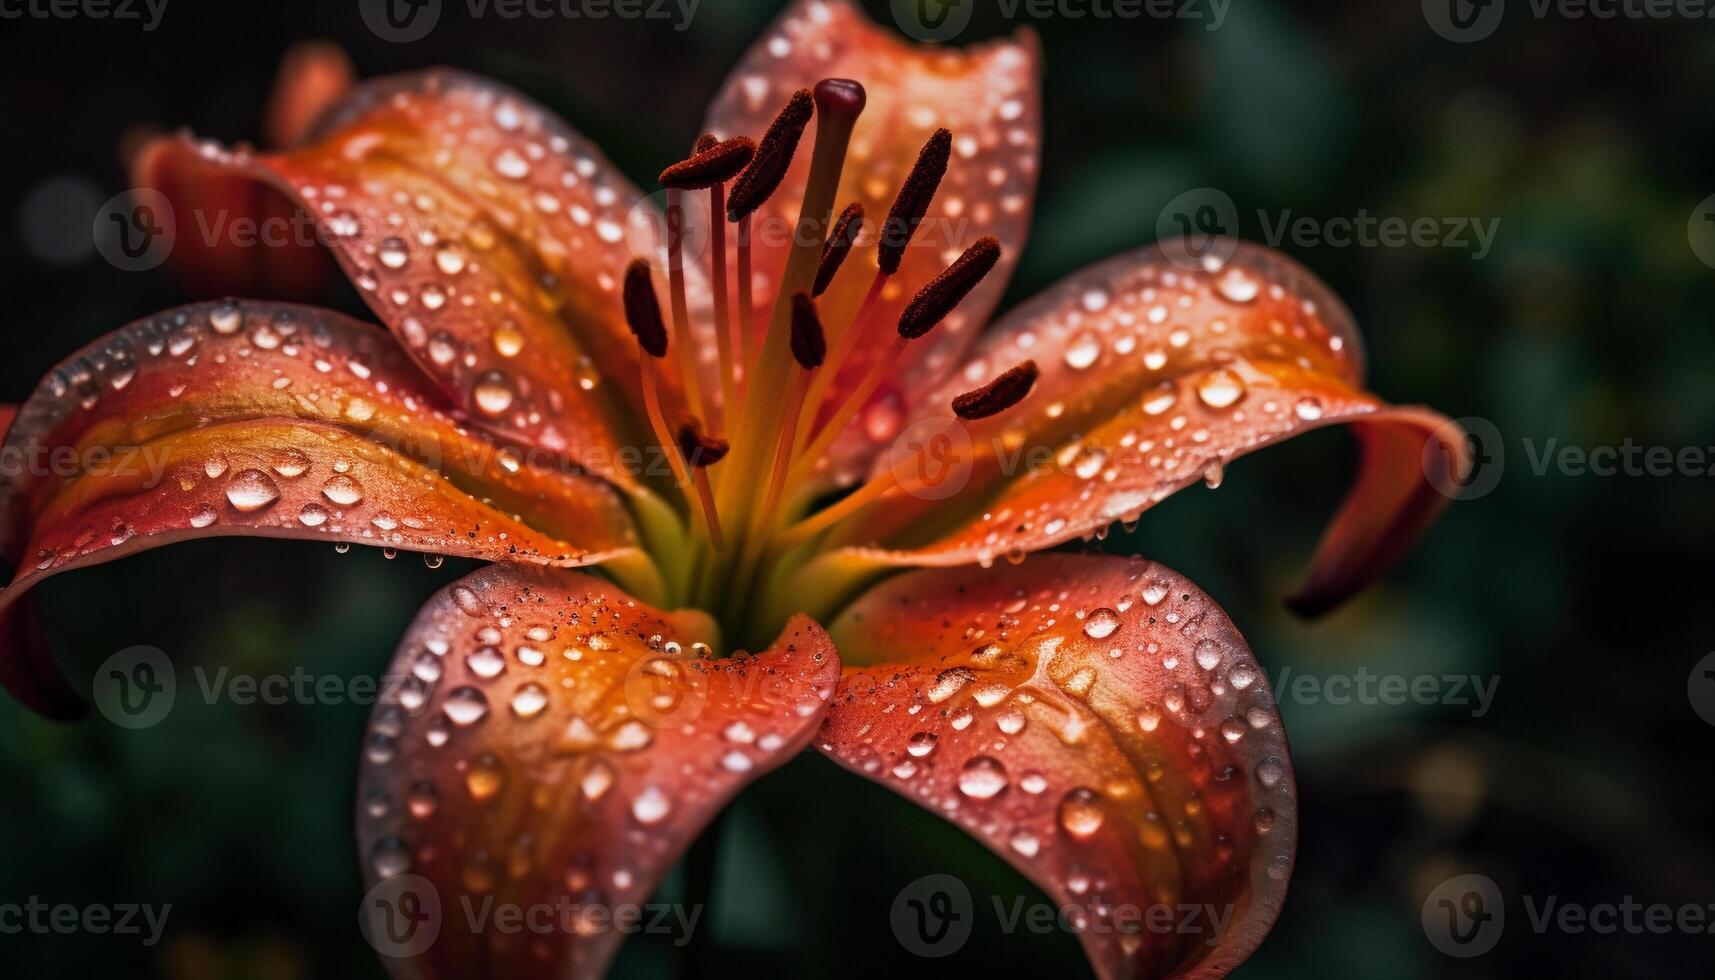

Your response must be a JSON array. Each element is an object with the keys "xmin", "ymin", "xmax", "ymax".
[{"xmin": 0, "ymin": 2, "xmax": 1468, "ymax": 977}]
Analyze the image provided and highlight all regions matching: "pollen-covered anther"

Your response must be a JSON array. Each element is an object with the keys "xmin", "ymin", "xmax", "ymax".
[
  {"xmin": 659, "ymin": 136, "xmax": 756, "ymax": 190},
  {"xmin": 790, "ymin": 293, "xmax": 828, "ymax": 370},
  {"xmin": 898, "ymin": 236, "xmax": 1003, "ymax": 339},
  {"xmin": 953, "ymin": 360, "xmax": 1040, "ymax": 420},
  {"xmin": 878, "ymin": 128, "xmax": 953, "ymax": 276},
  {"xmin": 676, "ymin": 420, "xmax": 731, "ymax": 469},
  {"xmin": 622, "ymin": 260, "xmax": 668, "ymax": 358},
  {"xmin": 813, "ymin": 203, "xmax": 866, "ymax": 298},
  {"xmin": 727, "ymin": 88, "xmax": 815, "ymax": 222}
]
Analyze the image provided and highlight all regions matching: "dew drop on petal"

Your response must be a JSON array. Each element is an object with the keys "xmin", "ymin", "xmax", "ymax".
[
  {"xmin": 224, "ymin": 470, "xmax": 280, "ymax": 513},
  {"xmin": 957, "ymin": 756, "xmax": 1009, "ymax": 800}
]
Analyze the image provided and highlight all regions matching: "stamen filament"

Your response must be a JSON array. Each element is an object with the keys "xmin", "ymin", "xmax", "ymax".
[
  {"xmin": 640, "ymin": 359, "xmax": 698, "ymax": 523},
  {"xmin": 794, "ymin": 267, "xmax": 887, "ymax": 457},
  {"xmin": 775, "ymin": 440, "xmax": 918, "ymax": 549},
  {"xmin": 709, "ymin": 181, "xmax": 738, "ymax": 428},
  {"xmin": 665, "ymin": 188, "xmax": 705, "ymax": 423},
  {"xmin": 689, "ymin": 468, "xmax": 724, "ymax": 552},
  {"xmin": 785, "ymin": 334, "xmax": 906, "ymax": 490},
  {"xmin": 736, "ymin": 215, "xmax": 757, "ymax": 393}
]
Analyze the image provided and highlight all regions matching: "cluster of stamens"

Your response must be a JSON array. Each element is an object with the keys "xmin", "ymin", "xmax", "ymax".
[{"xmin": 621, "ymin": 78, "xmax": 1037, "ymax": 619}]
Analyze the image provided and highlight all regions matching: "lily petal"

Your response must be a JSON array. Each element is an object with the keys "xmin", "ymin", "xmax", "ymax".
[
  {"xmin": 0, "ymin": 300, "xmax": 640, "ymax": 716},
  {"xmin": 141, "ymin": 69, "xmax": 693, "ymax": 477},
  {"xmin": 819, "ymin": 554, "xmax": 1295, "ymax": 979},
  {"xmin": 355, "ymin": 564, "xmax": 839, "ymax": 978},
  {"xmin": 704, "ymin": 0, "xmax": 1040, "ymax": 488},
  {"xmin": 832, "ymin": 240, "xmax": 1466, "ymax": 612}
]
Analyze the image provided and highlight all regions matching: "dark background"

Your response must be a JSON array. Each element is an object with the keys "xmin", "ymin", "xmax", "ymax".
[{"xmin": 3, "ymin": 0, "xmax": 1714, "ymax": 976}]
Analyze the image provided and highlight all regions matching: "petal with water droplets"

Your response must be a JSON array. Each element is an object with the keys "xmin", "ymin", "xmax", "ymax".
[
  {"xmin": 141, "ymin": 70, "xmax": 699, "ymax": 478},
  {"xmin": 356, "ymin": 564, "xmax": 838, "ymax": 979},
  {"xmin": 0, "ymin": 300, "xmax": 639, "ymax": 718},
  {"xmin": 820, "ymin": 554, "xmax": 1296, "ymax": 980},
  {"xmin": 702, "ymin": 0, "xmax": 1040, "ymax": 490},
  {"xmin": 830, "ymin": 240, "xmax": 1465, "ymax": 614}
]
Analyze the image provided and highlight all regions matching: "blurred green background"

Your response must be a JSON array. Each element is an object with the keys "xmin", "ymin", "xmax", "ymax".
[{"xmin": 4, "ymin": 0, "xmax": 1715, "ymax": 976}]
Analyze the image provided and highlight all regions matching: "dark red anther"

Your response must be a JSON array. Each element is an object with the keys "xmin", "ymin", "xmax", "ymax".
[
  {"xmin": 877, "ymin": 128, "xmax": 952, "ymax": 276},
  {"xmin": 897, "ymin": 237, "xmax": 1002, "ymax": 339},
  {"xmin": 952, "ymin": 361, "xmax": 1039, "ymax": 420},
  {"xmin": 676, "ymin": 420, "xmax": 731, "ymax": 468},
  {"xmin": 622, "ymin": 260, "xmax": 668, "ymax": 359},
  {"xmin": 789, "ymin": 293, "xmax": 827, "ymax": 370},
  {"xmin": 659, "ymin": 136, "xmax": 757, "ymax": 190},
  {"xmin": 813, "ymin": 203, "xmax": 866, "ymax": 297},
  {"xmin": 727, "ymin": 89, "xmax": 815, "ymax": 222}
]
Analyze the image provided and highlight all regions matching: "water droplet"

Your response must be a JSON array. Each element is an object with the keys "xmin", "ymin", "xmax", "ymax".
[
  {"xmin": 1196, "ymin": 368, "xmax": 1246, "ymax": 410},
  {"xmin": 452, "ymin": 586, "xmax": 488, "ymax": 617},
  {"xmin": 631, "ymin": 786, "xmax": 671, "ymax": 825},
  {"xmin": 510, "ymin": 683, "xmax": 548, "ymax": 719},
  {"xmin": 224, "ymin": 470, "xmax": 280, "ymax": 512},
  {"xmin": 378, "ymin": 238, "xmax": 410, "ymax": 269},
  {"xmin": 1083, "ymin": 608, "xmax": 1121, "ymax": 639},
  {"xmin": 407, "ymin": 781, "xmax": 440, "ymax": 818},
  {"xmin": 466, "ymin": 647, "xmax": 506, "ymax": 680},
  {"xmin": 1256, "ymin": 756, "xmax": 1287, "ymax": 789},
  {"xmin": 1058, "ymin": 787, "xmax": 1106, "ymax": 837},
  {"xmin": 957, "ymin": 756, "xmax": 1009, "ymax": 800},
  {"xmin": 321, "ymin": 474, "xmax": 363, "ymax": 507},
  {"xmin": 369, "ymin": 837, "xmax": 412, "ymax": 879},
  {"xmin": 926, "ymin": 666, "xmax": 974, "ymax": 704},
  {"xmin": 1194, "ymin": 640, "xmax": 1223, "ymax": 671},
  {"xmin": 272, "ymin": 448, "xmax": 311, "ymax": 478},
  {"xmin": 297, "ymin": 503, "xmax": 329, "ymax": 527},
  {"xmin": 465, "ymin": 752, "xmax": 505, "ymax": 801},
  {"xmin": 444, "ymin": 686, "xmax": 490, "ymax": 726},
  {"xmin": 1064, "ymin": 331, "xmax": 1101, "ymax": 370},
  {"xmin": 473, "ymin": 372, "xmax": 514, "ymax": 416},
  {"xmin": 581, "ymin": 759, "xmax": 616, "ymax": 799},
  {"xmin": 492, "ymin": 147, "xmax": 531, "ymax": 180},
  {"xmin": 1217, "ymin": 268, "xmax": 1260, "ymax": 303},
  {"xmin": 906, "ymin": 731, "xmax": 938, "ymax": 758}
]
